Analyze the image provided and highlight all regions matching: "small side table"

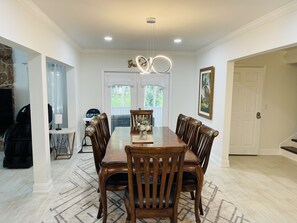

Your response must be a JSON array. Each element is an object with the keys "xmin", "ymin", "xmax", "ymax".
[
  {"xmin": 79, "ymin": 117, "xmax": 93, "ymax": 153},
  {"xmin": 49, "ymin": 128, "xmax": 76, "ymax": 159}
]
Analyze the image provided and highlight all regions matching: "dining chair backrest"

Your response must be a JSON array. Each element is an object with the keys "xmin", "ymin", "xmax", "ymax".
[
  {"xmin": 89, "ymin": 116, "xmax": 107, "ymax": 156},
  {"xmin": 190, "ymin": 124, "xmax": 219, "ymax": 173},
  {"xmin": 99, "ymin": 113, "xmax": 111, "ymax": 146},
  {"xmin": 182, "ymin": 117, "xmax": 202, "ymax": 145},
  {"xmin": 124, "ymin": 145, "xmax": 186, "ymax": 222},
  {"xmin": 175, "ymin": 113, "xmax": 190, "ymax": 139},
  {"xmin": 130, "ymin": 109, "xmax": 153, "ymax": 133},
  {"xmin": 85, "ymin": 124, "xmax": 105, "ymax": 174}
]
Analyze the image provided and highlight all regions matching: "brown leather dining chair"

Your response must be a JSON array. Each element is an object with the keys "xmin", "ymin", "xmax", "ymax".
[
  {"xmin": 175, "ymin": 113, "xmax": 190, "ymax": 139},
  {"xmin": 85, "ymin": 125, "xmax": 128, "ymax": 219},
  {"xmin": 124, "ymin": 145, "xmax": 187, "ymax": 223},
  {"xmin": 130, "ymin": 109, "xmax": 153, "ymax": 133},
  {"xmin": 182, "ymin": 124, "xmax": 219, "ymax": 218}
]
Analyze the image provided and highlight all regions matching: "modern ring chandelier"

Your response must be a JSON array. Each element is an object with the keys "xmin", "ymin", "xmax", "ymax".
[{"xmin": 136, "ymin": 17, "xmax": 172, "ymax": 75}]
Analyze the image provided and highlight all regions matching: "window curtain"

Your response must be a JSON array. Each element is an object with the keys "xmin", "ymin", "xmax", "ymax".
[{"xmin": 47, "ymin": 62, "xmax": 68, "ymax": 127}]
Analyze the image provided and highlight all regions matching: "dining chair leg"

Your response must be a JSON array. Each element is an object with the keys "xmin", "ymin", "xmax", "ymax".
[
  {"xmin": 97, "ymin": 197, "xmax": 103, "ymax": 219},
  {"xmin": 99, "ymin": 169, "xmax": 108, "ymax": 223},
  {"xmin": 131, "ymin": 215, "xmax": 136, "ymax": 223},
  {"xmin": 171, "ymin": 214, "xmax": 178, "ymax": 223},
  {"xmin": 124, "ymin": 196, "xmax": 131, "ymax": 222},
  {"xmin": 194, "ymin": 194, "xmax": 200, "ymax": 223},
  {"xmin": 199, "ymin": 198, "xmax": 204, "ymax": 215},
  {"xmin": 194, "ymin": 166, "xmax": 203, "ymax": 223},
  {"xmin": 190, "ymin": 191, "xmax": 204, "ymax": 215}
]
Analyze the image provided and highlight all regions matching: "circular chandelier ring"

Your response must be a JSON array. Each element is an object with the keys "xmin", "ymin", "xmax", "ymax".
[
  {"xmin": 136, "ymin": 55, "xmax": 150, "ymax": 74},
  {"xmin": 151, "ymin": 55, "xmax": 172, "ymax": 74},
  {"xmin": 136, "ymin": 55, "xmax": 172, "ymax": 75}
]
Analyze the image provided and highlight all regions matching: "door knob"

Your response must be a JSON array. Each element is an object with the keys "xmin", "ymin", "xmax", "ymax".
[{"xmin": 256, "ymin": 112, "xmax": 261, "ymax": 119}]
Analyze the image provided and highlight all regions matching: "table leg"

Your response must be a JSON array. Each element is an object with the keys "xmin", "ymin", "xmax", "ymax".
[
  {"xmin": 69, "ymin": 132, "xmax": 75, "ymax": 157},
  {"xmin": 99, "ymin": 167, "xmax": 108, "ymax": 223},
  {"xmin": 195, "ymin": 166, "xmax": 204, "ymax": 223}
]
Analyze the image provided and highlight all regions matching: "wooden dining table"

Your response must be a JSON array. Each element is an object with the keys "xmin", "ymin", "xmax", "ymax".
[{"xmin": 99, "ymin": 127, "xmax": 204, "ymax": 223}]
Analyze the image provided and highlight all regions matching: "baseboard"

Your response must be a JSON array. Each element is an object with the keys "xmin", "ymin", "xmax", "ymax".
[
  {"xmin": 33, "ymin": 179, "xmax": 53, "ymax": 193},
  {"xmin": 220, "ymin": 157, "xmax": 230, "ymax": 167},
  {"xmin": 210, "ymin": 153, "xmax": 230, "ymax": 168}
]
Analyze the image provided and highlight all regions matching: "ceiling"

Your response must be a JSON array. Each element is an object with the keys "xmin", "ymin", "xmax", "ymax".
[{"xmin": 32, "ymin": 0, "xmax": 293, "ymax": 52}]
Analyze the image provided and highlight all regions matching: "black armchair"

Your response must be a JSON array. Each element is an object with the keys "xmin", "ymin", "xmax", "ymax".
[{"xmin": 3, "ymin": 104, "xmax": 53, "ymax": 168}]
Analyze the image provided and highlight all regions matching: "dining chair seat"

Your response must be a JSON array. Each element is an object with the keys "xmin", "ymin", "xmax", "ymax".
[
  {"xmin": 181, "ymin": 172, "xmax": 197, "ymax": 185},
  {"xmin": 106, "ymin": 173, "xmax": 129, "ymax": 188},
  {"xmin": 124, "ymin": 184, "xmax": 176, "ymax": 208}
]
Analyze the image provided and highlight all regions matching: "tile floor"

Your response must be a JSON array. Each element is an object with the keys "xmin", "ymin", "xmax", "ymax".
[{"xmin": 1, "ymin": 152, "xmax": 297, "ymax": 222}]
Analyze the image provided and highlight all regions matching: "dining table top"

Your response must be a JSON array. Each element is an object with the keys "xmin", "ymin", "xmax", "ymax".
[{"xmin": 102, "ymin": 126, "xmax": 199, "ymax": 166}]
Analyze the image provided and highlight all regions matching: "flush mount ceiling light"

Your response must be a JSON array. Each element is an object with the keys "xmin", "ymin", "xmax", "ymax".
[
  {"xmin": 104, "ymin": 36, "xmax": 112, "ymax": 41},
  {"xmin": 136, "ymin": 17, "xmax": 172, "ymax": 75},
  {"xmin": 174, "ymin": 38, "xmax": 182, "ymax": 43}
]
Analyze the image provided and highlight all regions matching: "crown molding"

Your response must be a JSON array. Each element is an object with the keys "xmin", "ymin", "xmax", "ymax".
[
  {"xmin": 283, "ymin": 46, "xmax": 297, "ymax": 64},
  {"xmin": 196, "ymin": 1, "xmax": 297, "ymax": 55}
]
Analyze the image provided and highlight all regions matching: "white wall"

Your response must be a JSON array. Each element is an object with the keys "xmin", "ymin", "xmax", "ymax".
[
  {"xmin": 1, "ymin": 0, "xmax": 81, "ymax": 129},
  {"xmin": 196, "ymin": 3, "xmax": 297, "ymax": 167},
  {"xmin": 79, "ymin": 51, "xmax": 196, "ymax": 136},
  {"xmin": 0, "ymin": 1, "xmax": 79, "ymax": 66},
  {"xmin": 13, "ymin": 48, "xmax": 29, "ymax": 118},
  {"xmin": 237, "ymin": 53, "xmax": 297, "ymax": 154},
  {"xmin": 0, "ymin": 0, "xmax": 80, "ymax": 192},
  {"xmin": 0, "ymin": 0, "xmax": 80, "ymax": 130}
]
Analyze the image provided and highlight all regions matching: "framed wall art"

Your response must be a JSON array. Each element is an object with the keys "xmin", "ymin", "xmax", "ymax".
[{"xmin": 198, "ymin": 66, "xmax": 215, "ymax": 120}]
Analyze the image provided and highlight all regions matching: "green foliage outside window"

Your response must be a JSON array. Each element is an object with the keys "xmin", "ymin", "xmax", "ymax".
[
  {"xmin": 111, "ymin": 85, "xmax": 164, "ymax": 107},
  {"xmin": 111, "ymin": 85, "xmax": 131, "ymax": 107},
  {"xmin": 144, "ymin": 86, "xmax": 163, "ymax": 107}
]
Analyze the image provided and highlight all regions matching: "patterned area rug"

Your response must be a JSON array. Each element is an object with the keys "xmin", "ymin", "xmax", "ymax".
[{"xmin": 42, "ymin": 154, "xmax": 251, "ymax": 223}]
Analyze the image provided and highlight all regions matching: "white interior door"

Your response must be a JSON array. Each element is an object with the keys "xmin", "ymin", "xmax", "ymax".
[
  {"xmin": 229, "ymin": 67, "xmax": 265, "ymax": 155},
  {"xmin": 103, "ymin": 71, "xmax": 169, "ymax": 132}
]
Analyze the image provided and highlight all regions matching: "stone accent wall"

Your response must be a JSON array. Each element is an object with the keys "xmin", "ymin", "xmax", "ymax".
[{"xmin": 0, "ymin": 44, "xmax": 13, "ymax": 87}]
